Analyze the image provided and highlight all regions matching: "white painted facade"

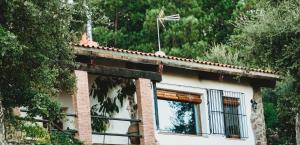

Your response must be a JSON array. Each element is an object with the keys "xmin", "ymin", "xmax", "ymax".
[
  {"xmin": 154, "ymin": 68, "xmax": 255, "ymax": 145},
  {"xmin": 88, "ymin": 75, "xmax": 133, "ymax": 144},
  {"xmin": 56, "ymin": 67, "xmax": 256, "ymax": 145},
  {"xmin": 56, "ymin": 75, "xmax": 134, "ymax": 144}
]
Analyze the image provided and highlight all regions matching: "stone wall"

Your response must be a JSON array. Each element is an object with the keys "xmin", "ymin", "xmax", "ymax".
[{"xmin": 251, "ymin": 88, "xmax": 267, "ymax": 145}]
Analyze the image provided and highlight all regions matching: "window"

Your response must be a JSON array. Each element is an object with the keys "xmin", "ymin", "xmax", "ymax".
[
  {"xmin": 207, "ymin": 90, "xmax": 248, "ymax": 139},
  {"xmin": 223, "ymin": 97, "xmax": 240, "ymax": 138},
  {"xmin": 155, "ymin": 89, "xmax": 202, "ymax": 135}
]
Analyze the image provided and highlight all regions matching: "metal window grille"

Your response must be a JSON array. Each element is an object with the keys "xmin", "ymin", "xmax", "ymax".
[{"xmin": 207, "ymin": 89, "xmax": 248, "ymax": 138}]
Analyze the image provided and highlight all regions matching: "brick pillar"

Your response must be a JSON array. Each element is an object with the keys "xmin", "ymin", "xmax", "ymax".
[
  {"xmin": 136, "ymin": 78, "xmax": 156, "ymax": 145},
  {"xmin": 73, "ymin": 70, "xmax": 92, "ymax": 145},
  {"xmin": 251, "ymin": 88, "xmax": 267, "ymax": 145}
]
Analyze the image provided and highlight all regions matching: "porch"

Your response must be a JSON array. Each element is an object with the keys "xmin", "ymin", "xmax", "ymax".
[{"xmin": 59, "ymin": 55, "xmax": 162, "ymax": 145}]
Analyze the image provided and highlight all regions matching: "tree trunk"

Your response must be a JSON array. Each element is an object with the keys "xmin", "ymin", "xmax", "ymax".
[
  {"xmin": 296, "ymin": 113, "xmax": 300, "ymax": 145},
  {"xmin": 0, "ymin": 100, "xmax": 7, "ymax": 145},
  {"xmin": 114, "ymin": 9, "xmax": 118, "ymax": 46}
]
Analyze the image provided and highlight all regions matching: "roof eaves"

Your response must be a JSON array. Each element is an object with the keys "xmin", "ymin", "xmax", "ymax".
[{"xmin": 73, "ymin": 44, "xmax": 279, "ymax": 79}]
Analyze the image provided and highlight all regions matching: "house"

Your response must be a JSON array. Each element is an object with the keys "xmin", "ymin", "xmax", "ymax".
[{"xmin": 53, "ymin": 42, "xmax": 279, "ymax": 145}]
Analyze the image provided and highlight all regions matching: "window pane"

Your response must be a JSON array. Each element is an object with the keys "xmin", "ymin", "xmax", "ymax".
[
  {"xmin": 208, "ymin": 90, "xmax": 248, "ymax": 138},
  {"xmin": 157, "ymin": 99, "xmax": 197, "ymax": 134},
  {"xmin": 224, "ymin": 104, "xmax": 240, "ymax": 138}
]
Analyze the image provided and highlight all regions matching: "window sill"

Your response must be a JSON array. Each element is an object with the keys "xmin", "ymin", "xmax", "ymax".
[
  {"xmin": 225, "ymin": 135, "xmax": 242, "ymax": 140},
  {"xmin": 157, "ymin": 131, "xmax": 203, "ymax": 137},
  {"xmin": 157, "ymin": 131, "xmax": 246, "ymax": 140},
  {"xmin": 226, "ymin": 137, "xmax": 241, "ymax": 140},
  {"xmin": 225, "ymin": 137, "xmax": 244, "ymax": 141}
]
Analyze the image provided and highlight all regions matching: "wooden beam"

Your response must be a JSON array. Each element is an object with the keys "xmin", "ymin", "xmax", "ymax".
[
  {"xmin": 79, "ymin": 63, "xmax": 162, "ymax": 82},
  {"xmin": 74, "ymin": 46, "xmax": 161, "ymax": 65},
  {"xmin": 198, "ymin": 71, "xmax": 276, "ymax": 88}
]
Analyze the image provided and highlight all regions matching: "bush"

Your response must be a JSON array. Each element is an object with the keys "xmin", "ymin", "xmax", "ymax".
[{"xmin": 50, "ymin": 132, "xmax": 84, "ymax": 145}]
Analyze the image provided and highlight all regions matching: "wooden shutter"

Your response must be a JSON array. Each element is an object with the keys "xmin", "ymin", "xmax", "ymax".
[
  {"xmin": 156, "ymin": 89, "xmax": 201, "ymax": 104},
  {"xmin": 223, "ymin": 97, "xmax": 240, "ymax": 106}
]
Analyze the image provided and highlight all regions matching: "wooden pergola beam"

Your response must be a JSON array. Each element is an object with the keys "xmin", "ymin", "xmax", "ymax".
[
  {"xmin": 79, "ymin": 63, "xmax": 162, "ymax": 82},
  {"xmin": 74, "ymin": 46, "xmax": 161, "ymax": 65}
]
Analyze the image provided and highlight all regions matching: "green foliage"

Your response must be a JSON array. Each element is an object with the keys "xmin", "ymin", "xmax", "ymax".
[
  {"xmin": 91, "ymin": 0, "xmax": 254, "ymax": 59},
  {"xmin": 203, "ymin": 44, "xmax": 243, "ymax": 65},
  {"xmin": 231, "ymin": 0, "xmax": 300, "ymax": 144},
  {"xmin": 0, "ymin": 0, "xmax": 79, "ymax": 117},
  {"xmin": 232, "ymin": 0, "xmax": 300, "ymax": 71},
  {"xmin": 0, "ymin": 0, "xmax": 85, "ymax": 143},
  {"xmin": 21, "ymin": 125, "xmax": 51, "ymax": 144},
  {"xmin": 50, "ymin": 132, "xmax": 84, "ymax": 145},
  {"xmin": 90, "ymin": 76, "xmax": 136, "ymax": 132},
  {"xmin": 4, "ymin": 114, "xmax": 83, "ymax": 145},
  {"xmin": 262, "ymin": 75, "xmax": 296, "ymax": 144},
  {"xmin": 4, "ymin": 115, "xmax": 51, "ymax": 144}
]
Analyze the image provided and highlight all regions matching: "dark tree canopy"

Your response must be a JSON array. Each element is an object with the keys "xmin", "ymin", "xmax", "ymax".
[
  {"xmin": 230, "ymin": 0, "xmax": 300, "ymax": 144},
  {"xmin": 0, "ymin": 0, "xmax": 85, "ymax": 144},
  {"xmin": 90, "ymin": 0, "xmax": 254, "ymax": 59}
]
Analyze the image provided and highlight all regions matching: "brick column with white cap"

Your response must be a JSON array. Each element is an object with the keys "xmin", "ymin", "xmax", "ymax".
[
  {"xmin": 73, "ymin": 70, "xmax": 92, "ymax": 145},
  {"xmin": 136, "ymin": 78, "xmax": 156, "ymax": 145}
]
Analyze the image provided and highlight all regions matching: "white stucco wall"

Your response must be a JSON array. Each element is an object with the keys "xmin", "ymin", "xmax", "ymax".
[
  {"xmin": 88, "ymin": 75, "xmax": 133, "ymax": 145},
  {"xmin": 90, "ymin": 94, "xmax": 132, "ymax": 144},
  {"xmin": 91, "ymin": 99, "xmax": 131, "ymax": 144},
  {"xmin": 57, "ymin": 74, "xmax": 133, "ymax": 145},
  {"xmin": 55, "ymin": 93, "xmax": 76, "ymax": 131},
  {"xmin": 154, "ymin": 68, "xmax": 255, "ymax": 145},
  {"xmin": 57, "ymin": 68, "xmax": 256, "ymax": 145}
]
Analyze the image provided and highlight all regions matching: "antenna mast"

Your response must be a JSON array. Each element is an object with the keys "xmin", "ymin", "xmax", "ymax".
[{"xmin": 156, "ymin": 10, "xmax": 180, "ymax": 54}]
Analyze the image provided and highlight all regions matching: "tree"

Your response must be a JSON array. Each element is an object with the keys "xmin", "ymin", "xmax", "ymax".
[
  {"xmin": 203, "ymin": 44, "xmax": 243, "ymax": 66},
  {"xmin": 231, "ymin": 0, "xmax": 300, "ymax": 144},
  {"xmin": 0, "ymin": 0, "xmax": 85, "ymax": 144},
  {"xmin": 90, "ymin": 0, "xmax": 254, "ymax": 59},
  {"xmin": 262, "ymin": 76, "xmax": 296, "ymax": 144},
  {"xmin": 89, "ymin": 76, "xmax": 136, "ymax": 132}
]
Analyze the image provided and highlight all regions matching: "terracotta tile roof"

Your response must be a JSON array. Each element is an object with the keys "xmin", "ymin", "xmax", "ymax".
[
  {"xmin": 74, "ymin": 44, "xmax": 276, "ymax": 74},
  {"xmin": 79, "ymin": 33, "xmax": 99, "ymax": 47}
]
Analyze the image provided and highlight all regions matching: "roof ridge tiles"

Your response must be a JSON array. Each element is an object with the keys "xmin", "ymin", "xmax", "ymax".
[{"xmin": 74, "ymin": 44, "xmax": 276, "ymax": 74}]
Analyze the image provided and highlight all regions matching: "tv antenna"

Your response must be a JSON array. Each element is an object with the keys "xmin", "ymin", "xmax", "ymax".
[{"xmin": 156, "ymin": 10, "xmax": 180, "ymax": 55}]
